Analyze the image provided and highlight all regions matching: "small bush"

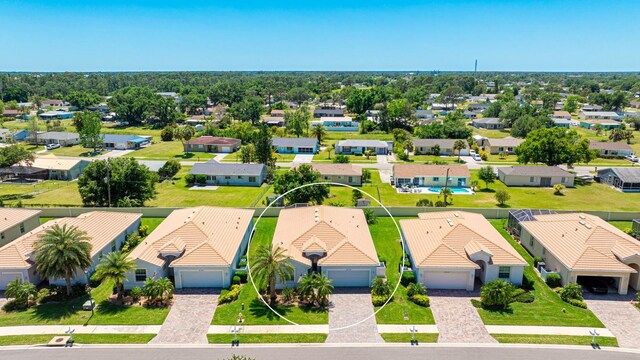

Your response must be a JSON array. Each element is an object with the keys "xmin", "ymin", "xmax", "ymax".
[
  {"xmin": 480, "ymin": 279, "xmax": 515, "ymax": 308},
  {"xmin": 401, "ymin": 271, "xmax": 416, "ymax": 287},
  {"xmin": 232, "ymin": 276, "xmax": 241, "ymax": 285},
  {"xmin": 282, "ymin": 287, "xmax": 296, "ymax": 302},
  {"xmin": 37, "ymin": 288, "xmax": 50, "ymax": 302},
  {"xmin": 218, "ymin": 284, "xmax": 241, "ymax": 304},
  {"xmin": 333, "ymin": 154, "xmax": 350, "ymax": 163},
  {"xmin": 371, "ymin": 277, "xmax": 391, "ymax": 296},
  {"xmin": 560, "ymin": 283, "xmax": 583, "ymax": 302},
  {"xmin": 378, "ymin": 256, "xmax": 386, "ymax": 265},
  {"xmin": 403, "ymin": 260, "xmax": 412, "ymax": 268},
  {"xmin": 364, "ymin": 208, "xmax": 378, "ymax": 225},
  {"xmin": 235, "ymin": 270, "xmax": 248, "ymax": 283},
  {"xmin": 372, "ymin": 295, "xmax": 388, "ymax": 306},
  {"xmin": 185, "ymin": 173, "xmax": 196, "ymax": 185},
  {"xmin": 2, "ymin": 299, "xmax": 29, "ymax": 312},
  {"xmin": 138, "ymin": 225, "xmax": 149, "ymax": 237},
  {"xmin": 533, "ymin": 257, "xmax": 544, "ymax": 267},
  {"xmin": 521, "ymin": 275, "xmax": 534, "ymax": 291},
  {"xmin": 546, "ymin": 273, "xmax": 562, "ymax": 288},
  {"xmin": 88, "ymin": 274, "xmax": 102, "ymax": 288},
  {"xmin": 237, "ymin": 260, "xmax": 247, "ymax": 268},
  {"xmin": 130, "ymin": 287, "xmax": 143, "ymax": 302},
  {"xmin": 416, "ymin": 198, "xmax": 433, "ymax": 207},
  {"xmin": 160, "ymin": 126, "xmax": 174, "ymax": 141},
  {"xmin": 410, "ymin": 294, "xmax": 430, "ymax": 307},
  {"xmin": 511, "ymin": 288, "xmax": 526, "ymax": 298},
  {"xmin": 566, "ymin": 298, "xmax": 587, "ymax": 308},
  {"xmin": 195, "ymin": 174, "xmax": 207, "ymax": 185},
  {"xmin": 407, "ymin": 283, "xmax": 427, "ymax": 298}
]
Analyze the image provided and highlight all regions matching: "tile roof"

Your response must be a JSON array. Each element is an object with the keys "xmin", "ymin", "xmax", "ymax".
[
  {"xmin": 336, "ymin": 139, "xmax": 389, "ymax": 148},
  {"xmin": 272, "ymin": 137, "xmax": 318, "ymax": 148},
  {"xmin": 185, "ymin": 136, "xmax": 241, "ymax": 145},
  {"xmin": 401, "ymin": 211, "xmax": 526, "ymax": 268},
  {"xmin": 22, "ymin": 156, "xmax": 87, "ymax": 171},
  {"xmin": 499, "ymin": 166, "xmax": 575, "ymax": 177},
  {"xmin": 553, "ymin": 111, "xmax": 572, "ymax": 117},
  {"xmin": 521, "ymin": 213, "xmax": 640, "ymax": 273},
  {"xmin": 393, "ymin": 164, "xmax": 470, "ymax": 179},
  {"xmin": 412, "ymin": 139, "xmax": 468, "ymax": 149},
  {"xmin": 128, "ymin": 206, "xmax": 254, "ymax": 267},
  {"xmin": 189, "ymin": 160, "xmax": 265, "ymax": 176},
  {"xmin": 310, "ymin": 163, "xmax": 362, "ymax": 176},
  {"xmin": 0, "ymin": 209, "xmax": 41, "ymax": 234},
  {"xmin": 272, "ymin": 206, "xmax": 379, "ymax": 267},
  {"xmin": 589, "ymin": 140, "xmax": 633, "ymax": 151},
  {"xmin": 484, "ymin": 137, "xmax": 526, "ymax": 148},
  {"xmin": 0, "ymin": 211, "xmax": 141, "ymax": 269}
]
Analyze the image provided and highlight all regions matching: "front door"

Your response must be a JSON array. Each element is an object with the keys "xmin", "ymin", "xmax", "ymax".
[{"xmin": 540, "ymin": 177, "xmax": 552, "ymax": 187}]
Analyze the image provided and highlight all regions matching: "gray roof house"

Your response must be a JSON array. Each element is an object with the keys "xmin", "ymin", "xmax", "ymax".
[
  {"xmin": 498, "ymin": 166, "xmax": 575, "ymax": 187},
  {"xmin": 597, "ymin": 168, "xmax": 640, "ymax": 192},
  {"xmin": 415, "ymin": 110, "xmax": 433, "ymax": 119},
  {"xmin": 413, "ymin": 139, "xmax": 469, "ymax": 156},
  {"xmin": 589, "ymin": 140, "xmax": 634, "ymax": 157},
  {"xmin": 102, "ymin": 134, "xmax": 150, "ymax": 150},
  {"xmin": 472, "ymin": 117, "xmax": 503, "ymax": 129},
  {"xmin": 29, "ymin": 131, "xmax": 80, "ymax": 146},
  {"xmin": 272, "ymin": 137, "xmax": 318, "ymax": 154},
  {"xmin": 335, "ymin": 139, "xmax": 390, "ymax": 155},
  {"xmin": 189, "ymin": 160, "xmax": 266, "ymax": 187},
  {"xmin": 313, "ymin": 108, "xmax": 344, "ymax": 118},
  {"xmin": 482, "ymin": 137, "xmax": 525, "ymax": 154}
]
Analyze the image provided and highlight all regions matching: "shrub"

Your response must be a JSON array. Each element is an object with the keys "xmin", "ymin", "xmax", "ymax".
[
  {"xmin": 130, "ymin": 287, "xmax": 143, "ymax": 302},
  {"xmin": 371, "ymin": 277, "xmax": 391, "ymax": 296},
  {"xmin": 158, "ymin": 160, "xmax": 181, "ymax": 180},
  {"xmin": 415, "ymin": 198, "xmax": 433, "ymax": 207},
  {"xmin": 138, "ymin": 225, "xmax": 149, "ymax": 237},
  {"xmin": 195, "ymin": 174, "xmax": 207, "ymax": 185},
  {"xmin": 521, "ymin": 275, "xmax": 535, "ymax": 291},
  {"xmin": 533, "ymin": 257, "xmax": 544, "ymax": 267},
  {"xmin": 364, "ymin": 208, "xmax": 377, "ymax": 225},
  {"xmin": 434, "ymin": 200, "xmax": 446, "ymax": 207},
  {"xmin": 513, "ymin": 291, "xmax": 535, "ymax": 303},
  {"xmin": 372, "ymin": 295, "xmax": 388, "ymax": 306},
  {"xmin": 160, "ymin": 126, "xmax": 174, "ymax": 141},
  {"xmin": 494, "ymin": 189, "xmax": 510, "ymax": 206},
  {"xmin": 37, "ymin": 288, "xmax": 50, "ymax": 302},
  {"xmin": 218, "ymin": 284, "xmax": 241, "ymax": 304},
  {"xmin": 553, "ymin": 183, "xmax": 566, "ymax": 195},
  {"xmin": 232, "ymin": 276, "xmax": 241, "ymax": 285},
  {"xmin": 480, "ymin": 279, "xmax": 515, "ymax": 308},
  {"xmin": 560, "ymin": 283, "xmax": 583, "ymax": 302},
  {"xmin": 2, "ymin": 299, "xmax": 29, "ymax": 312},
  {"xmin": 120, "ymin": 233, "xmax": 142, "ymax": 253},
  {"xmin": 401, "ymin": 271, "xmax": 416, "ymax": 287},
  {"xmin": 378, "ymin": 256, "xmax": 386, "ymax": 265},
  {"xmin": 88, "ymin": 273, "xmax": 102, "ymax": 288},
  {"xmin": 235, "ymin": 270, "xmax": 248, "ymax": 283},
  {"xmin": 282, "ymin": 287, "xmax": 296, "ymax": 302},
  {"xmin": 410, "ymin": 294, "xmax": 430, "ymax": 307},
  {"xmin": 333, "ymin": 154, "xmax": 350, "ymax": 163},
  {"xmin": 237, "ymin": 260, "xmax": 247, "ymax": 268},
  {"xmin": 185, "ymin": 173, "xmax": 196, "ymax": 185},
  {"xmin": 407, "ymin": 283, "xmax": 427, "ymax": 298},
  {"xmin": 479, "ymin": 150, "xmax": 489, "ymax": 161},
  {"xmin": 545, "ymin": 273, "xmax": 562, "ymax": 288},
  {"xmin": 566, "ymin": 298, "xmax": 587, "ymax": 308},
  {"xmin": 403, "ymin": 260, "xmax": 412, "ymax": 268}
]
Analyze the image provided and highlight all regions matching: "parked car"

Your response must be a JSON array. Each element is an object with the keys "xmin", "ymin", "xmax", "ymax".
[
  {"xmin": 469, "ymin": 149, "xmax": 477, "ymax": 157},
  {"xmin": 625, "ymin": 155, "xmax": 638, "ymax": 163},
  {"xmin": 577, "ymin": 276, "xmax": 609, "ymax": 294},
  {"xmin": 472, "ymin": 153, "xmax": 482, "ymax": 161},
  {"xmin": 45, "ymin": 143, "xmax": 61, "ymax": 150}
]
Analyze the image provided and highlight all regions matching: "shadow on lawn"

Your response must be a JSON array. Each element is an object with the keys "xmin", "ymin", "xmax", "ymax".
[
  {"xmin": 248, "ymin": 298, "xmax": 325, "ymax": 321},
  {"xmin": 29, "ymin": 295, "xmax": 88, "ymax": 323}
]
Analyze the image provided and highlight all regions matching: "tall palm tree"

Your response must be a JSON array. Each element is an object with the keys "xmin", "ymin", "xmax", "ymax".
[
  {"xmin": 313, "ymin": 274, "xmax": 334, "ymax": 307},
  {"xmin": 34, "ymin": 224, "xmax": 92, "ymax": 296},
  {"xmin": 440, "ymin": 187, "xmax": 453, "ymax": 206},
  {"xmin": 311, "ymin": 123, "xmax": 327, "ymax": 144},
  {"xmin": 453, "ymin": 139, "xmax": 466, "ymax": 163},
  {"xmin": 93, "ymin": 252, "xmax": 136, "ymax": 302},
  {"xmin": 250, "ymin": 245, "xmax": 294, "ymax": 305},
  {"xmin": 297, "ymin": 273, "xmax": 316, "ymax": 304}
]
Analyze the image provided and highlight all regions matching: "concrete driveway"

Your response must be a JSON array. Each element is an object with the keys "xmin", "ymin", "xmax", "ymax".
[
  {"xmin": 325, "ymin": 288, "xmax": 382, "ymax": 343},
  {"xmin": 584, "ymin": 293, "xmax": 640, "ymax": 349},
  {"xmin": 429, "ymin": 289, "xmax": 496, "ymax": 343},
  {"xmin": 292, "ymin": 154, "xmax": 314, "ymax": 163}
]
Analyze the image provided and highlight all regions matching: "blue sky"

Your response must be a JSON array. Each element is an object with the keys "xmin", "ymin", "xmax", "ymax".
[{"xmin": 0, "ymin": 0, "xmax": 638, "ymax": 72}]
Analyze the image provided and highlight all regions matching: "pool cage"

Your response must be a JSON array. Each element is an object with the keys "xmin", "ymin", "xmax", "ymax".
[
  {"xmin": 507, "ymin": 209, "xmax": 558, "ymax": 237},
  {"xmin": 633, "ymin": 219, "xmax": 640, "ymax": 240}
]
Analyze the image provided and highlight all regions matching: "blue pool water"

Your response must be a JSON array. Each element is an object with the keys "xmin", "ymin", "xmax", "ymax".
[{"xmin": 425, "ymin": 186, "xmax": 473, "ymax": 194}]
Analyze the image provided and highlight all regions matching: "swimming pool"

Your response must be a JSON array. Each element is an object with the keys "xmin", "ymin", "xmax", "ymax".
[{"xmin": 397, "ymin": 186, "xmax": 475, "ymax": 195}]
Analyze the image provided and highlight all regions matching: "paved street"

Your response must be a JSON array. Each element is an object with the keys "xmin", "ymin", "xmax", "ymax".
[
  {"xmin": 325, "ymin": 288, "xmax": 383, "ymax": 343},
  {"xmin": 150, "ymin": 289, "xmax": 219, "ymax": 344},
  {"xmin": 584, "ymin": 294, "xmax": 640, "ymax": 349},
  {"xmin": 0, "ymin": 345, "xmax": 636, "ymax": 360},
  {"xmin": 429, "ymin": 290, "xmax": 496, "ymax": 343}
]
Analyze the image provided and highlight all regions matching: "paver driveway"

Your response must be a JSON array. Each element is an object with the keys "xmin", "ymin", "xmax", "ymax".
[
  {"xmin": 584, "ymin": 293, "xmax": 640, "ymax": 349},
  {"xmin": 150, "ymin": 289, "xmax": 219, "ymax": 344},
  {"xmin": 325, "ymin": 288, "xmax": 383, "ymax": 343},
  {"xmin": 429, "ymin": 289, "xmax": 496, "ymax": 343}
]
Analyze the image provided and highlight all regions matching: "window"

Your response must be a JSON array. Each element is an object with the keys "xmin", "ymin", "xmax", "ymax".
[
  {"xmin": 111, "ymin": 241, "xmax": 116, "ymax": 252},
  {"xmin": 19, "ymin": 222, "xmax": 25, "ymax": 234},
  {"xmin": 530, "ymin": 238, "xmax": 534, "ymax": 247},
  {"xmin": 498, "ymin": 266, "xmax": 510, "ymax": 279},
  {"xmin": 238, "ymin": 176, "xmax": 244, "ymax": 179},
  {"xmin": 561, "ymin": 177, "xmax": 567, "ymax": 183},
  {"xmin": 198, "ymin": 144, "xmax": 203, "ymax": 149},
  {"xmin": 225, "ymin": 176, "xmax": 231, "ymax": 180},
  {"xmin": 249, "ymin": 176, "xmax": 256, "ymax": 182},
  {"xmin": 530, "ymin": 177, "xmax": 535, "ymax": 183},
  {"xmin": 135, "ymin": 269, "xmax": 147, "ymax": 282},
  {"xmin": 286, "ymin": 147, "xmax": 293, "ymax": 151},
  {"xmin": 433, "ymin": 177, "xmax": 440, "ymax": 182},
  {"xmin": 348, "ymin": 176, "xmax": 354, "ymax": 183}
]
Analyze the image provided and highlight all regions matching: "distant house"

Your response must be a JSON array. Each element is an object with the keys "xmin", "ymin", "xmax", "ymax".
[
  {"xmin": 598, "ymin": 168, "xmax": 640, "ymax": 192},
  {"xmin": 184, "ymin": 136, "xmax": 241, "ymax": 153},
  {"xmin": 468, "ymin": 103, "xmax": 490, "ymax": 111},
  {"xmin": 393, "ymin": 164, "xmax": 471, "ymax": 187},
  {"xmin": 472, "ymin": 117, "xmax": 503, "ymax": 130},
  {"xmin": 102, "ymin": 134, "xmax": 150, "ymax": 150},
  {"xmin": 482, "ymin": 137, "xmax": 525, "ymax": 155},
  {"xmin": 2, "ymin": 110, "xmax": 20, "ymax": 118},
  {"xmin": 189, "ymin": 160, "xmax": 266, "ymax": 186},
  {"xmin": 21, "ymin": 157, "xmax": 90, "ymax": 180},
  {"xmin": 311, "ymin": 117, "xmax": 359, "ymax": 132},
  {"xmin": 272, "ymin": 137, "xmax": 318, "ymax": 154},
  {"xmin": 0, "ymin": 129, "xmax": 28, "ymax": 142},
  {"xmin": 41, "ymin": 99, "xmax": 66, "ymax": 108},
  {"xmin": 630, "ymin": 101, "xmax": 640, "ymax": 109},
  {"xmin": 413, "ymin": 139, "xmax": 469, "ymax": 156},
  {"xmin": 39, "ymin": 111, "xmax": 74, "ymax": 120},
  {"xmin": 463, "ymin": 110, "xmax": 480, "ymax": 119},
  {"xmin": 551, "ymin": 118, "xmax": 572, "ymax": 128},
  {"xmin": 313, "ymin": 108, "xmax": 344, "ymax": 118},
  {"xmin": 415, "ymin": 110, "xmax": 433, "ymax": 119},
  {"xmin": 498, "ymin": 166, "xmax": 575, "ymax": 187},
  {"xmin": 310, "ymin": 163, "xmax": 362, "ymax": 186},
  {"xmin": 262, "ymin": 117, "xmax": 285, "ymax": 127},
  {"xmin": 589, "ymin": 140, "xmax": 633, "ymax": 157},
  {"xmin": 30, "ymin": 131, "xmax": 80, "ymax": 146},
  {"xmin": 0, "ymin": 209, "xmax": 41, "ymax": 248},
  {"xmin": 579, "ymin": 119, "xmax": 621, "ymax": 130},
  {"xmin": 335, "ymin": 139, "xmax": 390, "ymax": 155},
  {"xmin": 581, "ymin": 104, "xmax": 604, "ymax": 112},
  {"xmin": 579, "ymin": 111, "xmax": 621, "ymax": 121},
  {"xmin": 270, "ymin": 109, "xmax": 287, "ymax": 117},
  {"xmin": 553, "ymin": 111, "xmax": 572, "ymax": 120}
]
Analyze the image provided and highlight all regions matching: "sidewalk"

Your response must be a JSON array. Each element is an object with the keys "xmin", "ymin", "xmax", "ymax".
[{"xmin": 0, "ymin": 325, "xmax": 161, "ymax": 336}]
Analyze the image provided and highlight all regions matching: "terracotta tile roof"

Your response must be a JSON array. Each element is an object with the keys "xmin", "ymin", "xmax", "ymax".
[
  {"xmin": 128, "ymin": 206, "xmax": 254, "ymax": 267},
  {"xmin": 520, "ymin": 213, "xmax": 640, "ymax": 273},
  {"xmin": 0, "ymin": 209, "xmax": 41, "ymax": 234},
  {"xmin": 0, "ymin": 211, "xmax": 141, "ymax": 269},
  {"xmin": 185, "ymin": 136, "xmax": 241, "ymax": 145},
  {"xmin": 310, "ymin": 163, "xmax": 362, "ymax": 176},
  {"xmin": 23, "ymin": 156, "xmax": 87, "ymax": 171},
  {"xmin": 393, "ymin": 164, "xmax": 470, "ymax": 179},
  {"xmin": 272, "ymin": 206, "xmax": 379, "ymax": 266},
  {"xmin": 401, "ymin": 211, "xmax": 526, "ymax": 268}
]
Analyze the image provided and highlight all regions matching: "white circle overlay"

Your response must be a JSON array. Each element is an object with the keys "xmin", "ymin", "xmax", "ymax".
[{"xmin": 246, "ymin": 181, "xmax": 406, "ymax": 331}]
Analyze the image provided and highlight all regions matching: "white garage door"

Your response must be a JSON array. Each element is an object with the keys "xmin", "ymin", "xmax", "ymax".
[
  {"xmin": 424, "ymin": 271, "xmax": 469, "ymax": 290},
  {"xmin": 180, "ymin": 270, "xmax": 224, "ymax": 288},
  {"xmin": 221, "ymin": 146, "xmax": 231, "ymax": 153},
  {"xmin": 0, "ymin": 272, "xmax": 23, "ymax": 290},
  {"xmin": 326, "ymin": 269, "xmax": 370, "ymax": 287}
]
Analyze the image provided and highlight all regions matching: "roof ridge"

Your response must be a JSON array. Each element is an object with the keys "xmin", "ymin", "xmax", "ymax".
[
  {"xmin": 322, "ymin": 238, "xmax": 379, "ymax": 264},
  {"xmin": 172, "ymin": 240, "xmax": 226, "ymax": 265}
]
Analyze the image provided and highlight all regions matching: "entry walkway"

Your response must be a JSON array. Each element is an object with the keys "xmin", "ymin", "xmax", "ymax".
[
  {"xmin": 150, "ymin": 289, "xmax": 219, "ymax": 344},
  {"xmin": 325, "ymin": 288, "xmax": 383, "ymax": 343},
  {"xmin": 429, "ymin": 290, "xmax": 496, "ymax": 343}
]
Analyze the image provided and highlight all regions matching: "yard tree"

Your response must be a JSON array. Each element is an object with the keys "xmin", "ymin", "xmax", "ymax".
[
  {"xmin": 179, "ymin": 92, "xmax": 208, "ymax": 115},
  {"xmin": 273, "ymin": 164, "xmax": 330, "ymax": 205},
  {"xmin": 0, "ymin": 145, "xmax": 34, "ymax": 168},
  {"xmin": 442, "ymin": 111, "xmax": 472, "ymax": 139},
  {"xmin": 107, "ymin": 87, "xmax": 157, "ymax": 124},
  {"xmin": 78, "ymin": 157, "xmax": 158, "ymax": 207},
  {"xmin": 286, "ymin": 87, "xmax": 311, "ymax": 106},
  {"xmin": 387, "ymin": 99, "xmax": 414, "ymax": 130},
  {"xmin": 453, "ymin": 139, "xmax": 466, "ymax": 162},
  {"xmin": 510, "ymin": 114, "xmax": 553, "ymax": 138},
  {"xmin": 362, "ymin": 168, "xmax": 371, "ymax": 183},
  {"xmin": 239, "ymin": 144, "xmax": 256, "ymax": 164},
  {"xmin": 438, "ymin": 85, "xmax": 464, "ymax": 109},
  {"xmin": 251, "ymin": 245, "xmax": 294, "ymax": 306},
  {"xmin": 609, "ymin": 129, "xmax": 625, "ymax": 142},
  {"xmin": 65, "ymin": 91, "xmax": 102, "ymax": 110},
  {"xmin": 414, "ymin": 122, "xmax": 445, "ymax": 139},
  {"xmin": 229, "ymin": 96, "xmax": 263, "ymax": 124},
  {"xmin": 478, "ymin": 166, "xmax": 497, "ymax": 189},
  {"xmin": 515, "ymin": 128, "xmax": 594, "ymax": 166},
  {"xmin": 153, "ymin": 96, "xmax": 181, "ymax": 125},
  {"xmin": 311, "ymin": 123, "xmax": 327, "ymax": 143},
  {"xmin": 158, "ymin": 159, "xmax": 181, "ymax": 180},
  {"xmin": 439, "ymin": 187, "xmax": 452, "ymax": 205},
  {"xmin": 562, "ymin": 95, "xmax": 581, "ymax": 113},
  {"xmin": 495, "ymin": 189, "xmax": 511, "ymax": 206},
  {"xmin": 284, "ymin": 106, "xmax": 310, "ymax": 137},
  {"xmin": 160, "ymin": 126, "xmax": 174, "ymax": 141},
  {"xmin": 174, "ymin": 125, "xmax": 196, "ymax": 146},
  {"xmin": 593, "ymin": 123, "xmax": 603, "ymax": 136},
  {"xmin": 254, "ymin": 124, "xmax": 274, "ymax": 165},
  {"xmin": 77, "ymin": 111, "xmax": 103, "ymax": 153},
  {"xmin": 92, "ymin": 252, "xmax": 136, "ymax": 303},
  {"xmin": 28, "ymin": 117, "xmax": 40, "ymax": 144},
  {"xmin": 346, "ymin": 89, "xmax": 375, "ymax": 114}
]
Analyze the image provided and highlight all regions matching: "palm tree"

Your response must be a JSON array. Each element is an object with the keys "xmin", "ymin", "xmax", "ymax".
[
  {"xmin": 5, "ymin": 279, "xmax": 38, "ymax": 305},
  {"xmin": 34, "ymin": 224, "xmax": 92, "ymax": 296},
  {"xmin": 439, "ymin": 187, "xmax": 453, "ymax": 205},
  {"xmin": 92, "ymin": 252, "xmax": 136, "ymax": 302},
  {"xmin": 593, "ymin": 123, "xmax": 603, "ymax": 136},
  {"xmin": 297, "ymin": 273, "xmax": 316, "ymax": 304},
  {"xmin": 250, "ymin": 245, "xmax": 294, "ymax": 305},
  {"xmin": 142, "ymin": 277, "xmax": 174, "ymax": 305},
  {"xmin": 313, "ymin": 274, "xmax": 334, "ymax": 307},
  {"xmin": 453, "ymin": 139, "xmax": 466, "ymax": 163},
  {"xmin": 609, "ymin": 129, "xmax": 624, "ymax": 142},
  {"xmin": 311, "ymin": 124, "xmax": 327, "ymax": 144}
]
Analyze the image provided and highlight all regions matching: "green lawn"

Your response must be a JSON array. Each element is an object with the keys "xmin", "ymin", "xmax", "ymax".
[
  {"xmin": 48, "ymin": 145, "xmax": 105, "ymax": 158},
  {"xmin": 380, "ymin": 333, "xmax": 439, "ymax": 343},
  {"xmin": 0, "ymin": 279, "xmax": 169, "ymax": 326},
  {"xmin": 474, "ymin": 221, "xmax": 603, "ymax": 327},
  {"xmin": 492, "ymin": 334, "xmax": 618, "ymax": 347},
  {"xmin": 473, "ymin": 128, "xmax": 513, "ymax": 139},
  {"xmin": 0, "ymin": 334, "xmax": 155, "ymax": 346},
  {"xmin": 207, "ymin": 333, "xmax": 327, "ymax": 343},
  {"xmin": 370, "ymin": 217, "xmax": 435, "ymax": 325},
  {"xmin": 609, "ymin": 221, "xmax": 632, "ymax": 232},
  {"xmin": 212, "ymin": 218, "xmax": 329, "ymax": 325},
  {"xmin": 132, "ymin": 141, "xmax": 218, "ymax": 161},
  {"xmin": 0, "ymin": 181, "xmax": 82, "ymax": 207}
]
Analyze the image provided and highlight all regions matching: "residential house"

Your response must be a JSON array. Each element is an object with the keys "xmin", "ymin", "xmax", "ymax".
[
  {"xmin": 262, "ymin": 117, "xmax": 285, "ymax": 127},
  {"xmin": 415, "ymin": 110, "xmax": 433, "ymax": 120},
  {"xmin": 335, "ymin": 139, "xmax": 390, "ymax": 155},
  {"xmin": 311, "ymin": 117, "xmax": 359, "ymax": 131},
  {"xmin": 270, "ymin": 109, "xmax": 287, "ymax": 117},
  {"xmin": 393, "ymin": 164, "xmax": 471, "ymax": 187},
  {"xmin": 520, "ymin": 213, "xmax": 640, "ymax": 295},
  {"xmin": 597, "ymin": 168, "xmax": 640, "ymax": 192},
  {"xmin": 401, "ymin": 211, "xmax": 527, "ymax": 290},
  {"xmin": 0, "ymin": 212, "xmax": 141, "ymax": 290},
  {"xmin": 579, "ymin": 111, "xmax": 622, "ymax": 121},
  {"xmin": 582, "ymin": 104, "xmax": 604, "ymax": 112},
  {"xmin": 30, "ymin": 131, "xmax": 80, "ymax": 146},
  {"xmin": 468, "ymin": 103, "xmax": 490, "ymax": 111},
  {"xmin": 498, "ymin": 166, "xmax": 575, "ymax": 187},
  {"xmin": 102, "ymin": 134, "xmax": 150, "ymax": 150},
  {"xmin": 313, "ymin": 108, "xmax": 344, "ymax": 118},
  {"xmin": 463, "ymin": 110, "xmax": 480, "ymax": 119},
  {"xmin": 273, "ymin": 206, "xmax": 381, "ymax": 288},
  {"xmin": 413, "ymin": 139, "xmax": 469, "ymax": 156},
  {"xmin": 41, "ymin": 99, "xmax": 66, "ymax": 108},
  {"xmin": 0, "ymin": 209, "xmax": 41, "ymax": 248},
  {"xmin": 39, "ymin": 111, "xmax": 74, "ymax": 120},
  {"xmin": 472, "ymin": 117, "xmax": 503, "ymax": 130},
  {"xmin": 482, "ymin": 137, "xmax": 525, "ymax": 155},
  {"xmin": 630, "ymin": 101, "xmax": 640, "ymax": 109},
  {"xmin": 272, "ymin": 137, "xmax": 318, "ymax": 154},
  {"xmin": 21, "ymin": 157, "xmax": 90, "ymax": 180},
  {"xmin": 125, "ymin": 207, "xmax": 253, "ymax": 289},
  {"xmin": 553, "ymin": 111, "xmax": 572, "ymax": 120},
  {"xmin": 184, "ymin": 136, "xmax": 241, "ymax": 153},
  {"xmin": 2, "ymin": 110, "xmax": 19, "ymax": 119},
  {"xmin": 189, "ymin": 160, "xmax": 266, "ymax": 186},
  {"xmin": 551, "ymin": 118, "xmax": 572, "ymax": 128},
  {"xmin": 589, "ymin": 140, "xmax": 633, "ymax": 157},
  {"xmin": 580, "ymin": 119, "xmax": 622, "ymax": 130},
  {"xmin": 311, "ymin": 163, "xmax": 362, "ymax": 186},
  {"xmin": 0, "ymin": 129, "xmax": 28, "ymax": 142}
]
